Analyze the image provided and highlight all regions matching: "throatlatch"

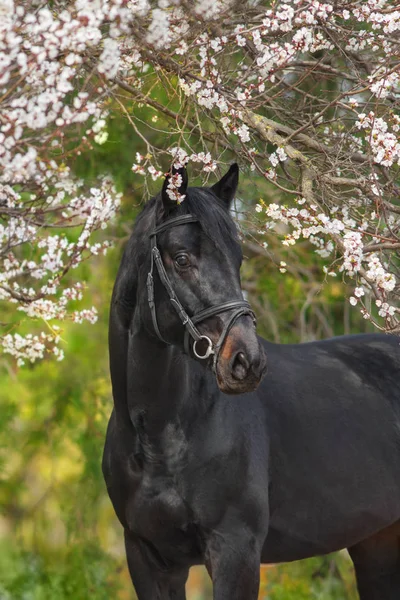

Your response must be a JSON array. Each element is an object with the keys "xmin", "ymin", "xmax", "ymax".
[{"xmin": 146, "ymin": 213, "xmax": 256, "ymax": 370}]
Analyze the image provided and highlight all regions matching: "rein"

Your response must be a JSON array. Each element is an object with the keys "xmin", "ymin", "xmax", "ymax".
[{"xmin": 146, "ymin": 213, "xmax": 255, "ymax": 370}]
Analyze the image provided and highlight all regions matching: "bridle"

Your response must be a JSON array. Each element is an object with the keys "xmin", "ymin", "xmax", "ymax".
[{"xmin": 146, "ymin": 213, "xmax": 256, "ymax": 371}]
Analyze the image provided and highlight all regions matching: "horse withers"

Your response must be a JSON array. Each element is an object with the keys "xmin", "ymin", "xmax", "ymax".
[{"xmin": 103, "ymin": 164, "xmax": 400, "ymax": 600}]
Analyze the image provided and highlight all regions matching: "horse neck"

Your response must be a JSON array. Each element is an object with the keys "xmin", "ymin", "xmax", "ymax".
[{"xmin": 125, "ymin": 321, "xmax": 213, "ymax": 434}]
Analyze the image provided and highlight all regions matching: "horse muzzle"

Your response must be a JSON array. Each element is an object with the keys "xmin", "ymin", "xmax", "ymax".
[{"xmin": 215, "ymin": 317, "xmax": 267, "ymax": 395}]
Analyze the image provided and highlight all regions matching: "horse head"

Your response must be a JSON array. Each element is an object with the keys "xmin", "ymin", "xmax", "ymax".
[{"xmin": 133, "ymin": 164, "xmax": 267, "ymax": 395}]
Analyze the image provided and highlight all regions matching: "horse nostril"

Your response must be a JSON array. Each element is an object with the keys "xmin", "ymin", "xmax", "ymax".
[{"xmin": 231, "ymin": 352, "xmax": 250, "ymax": 381}]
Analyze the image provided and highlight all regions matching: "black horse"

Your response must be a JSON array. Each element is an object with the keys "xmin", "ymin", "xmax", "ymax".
[{"xmin": 103, "ymin": 164, "xmax": 400, "ymax": 600}]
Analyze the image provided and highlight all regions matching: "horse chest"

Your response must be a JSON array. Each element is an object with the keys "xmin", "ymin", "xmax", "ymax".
[
  {"xmin": 126, "ymin": 422, "xmax": 192, "ymax": 538},
  {"xmin": 130, "ymin": 476, "xmax": 188, "ymax": 533}
]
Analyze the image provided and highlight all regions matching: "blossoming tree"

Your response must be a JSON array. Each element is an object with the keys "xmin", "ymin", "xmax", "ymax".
[{"xmin": 1, "ymin": 0, "xmax": 399, "ymax": 363}]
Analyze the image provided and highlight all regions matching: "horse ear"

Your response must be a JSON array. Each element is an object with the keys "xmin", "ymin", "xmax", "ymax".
[
  {"xmin": 211, "ymin": 163, "xmax": 239, "ymax": 208},
  {"xmin": 161, "ymin": 165, "xmax": 188, "ymax": 213}
]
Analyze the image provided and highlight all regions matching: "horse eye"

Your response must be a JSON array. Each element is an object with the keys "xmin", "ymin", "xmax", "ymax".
[{"xmin": 175, "ymin": 253, "xmax": 190, "ymax": 268}]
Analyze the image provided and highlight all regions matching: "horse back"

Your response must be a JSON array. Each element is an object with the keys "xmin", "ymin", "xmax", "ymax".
[{"xmin": 260, "ymin": 333, "xmax": 400, "ymax": 560}]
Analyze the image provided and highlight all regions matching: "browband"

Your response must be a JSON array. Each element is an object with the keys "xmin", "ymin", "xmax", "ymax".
[{"xmin": 151, "ymin": 214, "xmax": 199, "ymax": 236}]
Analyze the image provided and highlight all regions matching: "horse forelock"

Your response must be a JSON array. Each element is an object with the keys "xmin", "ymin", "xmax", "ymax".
[
  {"xmin": 132, "ymin": 186, "xmax": 241, "ymax": 264},
  {"xmin": 183, "ymin": 187, "xmax": 240, "ymax": 254}
]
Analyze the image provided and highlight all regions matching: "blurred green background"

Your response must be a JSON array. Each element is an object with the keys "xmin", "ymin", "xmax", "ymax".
[{"xmin": 0, "ymin": 107, "xmax": 372, "ymax": 600}]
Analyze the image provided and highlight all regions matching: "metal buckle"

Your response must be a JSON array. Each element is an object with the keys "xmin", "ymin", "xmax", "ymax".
[{"xmin": 193, "ymin": 336, "xmax": 214, "ymax": 360}]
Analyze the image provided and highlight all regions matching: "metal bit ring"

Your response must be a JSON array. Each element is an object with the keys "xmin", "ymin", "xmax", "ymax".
[{"xmin": 193, "ymin": 336, "xmax": 214, "ymax": 359}]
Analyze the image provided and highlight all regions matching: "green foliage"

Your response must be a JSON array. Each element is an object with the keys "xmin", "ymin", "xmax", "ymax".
[
  {"xmin": 74, "ymin": 111, "xmax": 138, "ymax": 192},
  {"xmin": 0, "ymin": 245, "xmax": 124, "ymax": 599},
  {"xmin": 0, "ymin": 540, "xmax": 122, "ymax": 600},
  {"xmin": 260, "ymin": 555, "xmax": 357, "ymax": 600}
]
